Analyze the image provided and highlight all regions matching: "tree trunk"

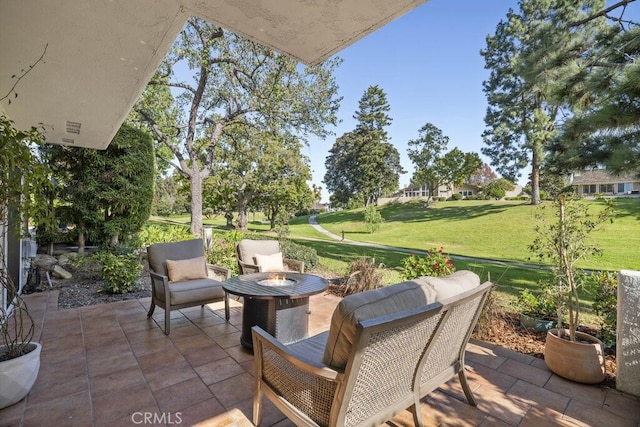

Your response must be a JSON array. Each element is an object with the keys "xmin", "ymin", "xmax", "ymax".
[
  {"xmin": 530, "ymin": 148, "xmax": 541, "ymax": 205},
  {"xmin": 190, "ymin": 173, "xmax": 204, "ymax": 237},
  {"xmin": 225, "ymin": 211, "xmax": 234, "ymax": 227},
  {"xmin": 236, "ymin": 208, "xmax": 249, "ymax": 231},
  {"xmin": 77, "ymin": 220, "xmax": 85, "ymax": 255}
]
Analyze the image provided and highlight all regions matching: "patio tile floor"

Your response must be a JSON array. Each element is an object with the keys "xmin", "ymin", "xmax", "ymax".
[{"xmin": 1, "ymin": 291, "xmax": 639, "ymax": 427}]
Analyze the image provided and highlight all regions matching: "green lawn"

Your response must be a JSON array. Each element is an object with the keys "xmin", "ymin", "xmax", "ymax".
[{"xmin": 311, "ymin": 198, "xmax": 640, "ymax": 271}]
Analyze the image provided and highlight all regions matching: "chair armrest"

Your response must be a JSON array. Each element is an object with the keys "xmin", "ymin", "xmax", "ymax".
[
  {"xmin": 252, "ymin": 326, "xmax": 340, "ymax": 380},
  {"xmin": 207, "ymin": 263, "xmax": 231, "ymax": 280},
  {"xmin": 238, "ymin": 260, "xmax": 261, "ymax": 275},
  {"xmin": 283, "ymin": 258, "xmax": 304, "ymax": 273},
  {"xmin": 149, "ymin": 270, "xmax": 171, "ymax": 301}
]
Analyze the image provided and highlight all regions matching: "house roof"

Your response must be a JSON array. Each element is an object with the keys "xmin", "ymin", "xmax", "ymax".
[
  {"xmin": 0, "ymin": 0, "xmax": 429, "ymax": 150},
  {"xmin": 571, "ymin": 169, "xmax": 640, "ymax": 185}
]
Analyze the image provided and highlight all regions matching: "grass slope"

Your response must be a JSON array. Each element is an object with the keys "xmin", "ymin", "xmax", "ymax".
[{"xmin": 312, "ymin": 199, "xmax": 640, "ymax": 271}]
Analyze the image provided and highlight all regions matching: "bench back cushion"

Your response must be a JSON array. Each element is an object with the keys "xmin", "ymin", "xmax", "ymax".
[
  {"xmin": 321, "ymin": 270, "xmax": 481, "ymax": 371},
  {"xmin": 413, "ymin": 270, "xmax": 481, "ymax": 300},
  {"xmin": 322, "ymin": 281, "xmax": 437, "ymax": 370}
]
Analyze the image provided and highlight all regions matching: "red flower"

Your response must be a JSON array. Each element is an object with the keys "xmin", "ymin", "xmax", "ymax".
[
  {"xmin": 439, "ymin": 247, "xmax": 443, "ymax": 253},
  {"xmin": 433, "ymin": 263, "xmax": 439, "ymax": 268}
]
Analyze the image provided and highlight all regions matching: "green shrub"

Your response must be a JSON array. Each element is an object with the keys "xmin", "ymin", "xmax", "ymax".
[
  {"xmin": 139, "ymin": 224, "xmax": 195, "ymax": 247},
  {"xmin": 205, "ymin": 230, "xmax": 246, "ymax": 274},
  {"xmin": 281, "ymin": 240, "xmax": 319, "ymax": 270},
  {"xmin": 514, "ymin": 282, "xmax": 558, "ymax": 318},
  {"xmin": 340, "ymin": 256, "xmax": 384, "ymax": 296},
  {"xmin": 363, "ymin": 205, "xmax": 384, "ymax": 233},
  {"xmin": 401, "ymin": 247, "xmax": 456, "ymax": 280},
  {"xmin": 95, "ymin": 252, "xmax": 141, "ymax": 294},
  {"xmin": 451, "ymin": 193, "xmax": 463, "ymax": 201},
  {"xmin": 591, "ymin": 271, "xmax": 617, "ymax": 347}
]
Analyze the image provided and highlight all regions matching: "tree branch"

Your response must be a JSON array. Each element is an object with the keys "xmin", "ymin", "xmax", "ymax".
[
  {"xmin": 567, "ymin": 0, "xmax": 636, "ymax": 27},
  {"xmin": 1, "ymin": 44, "xmax": 48, "ymax": 103}
]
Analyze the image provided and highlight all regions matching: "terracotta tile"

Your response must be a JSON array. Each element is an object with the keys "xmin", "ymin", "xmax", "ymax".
[
  {"xmin": 233, "ymin": 396, "xmax": 287, "ymax": 426},
  {"xmin": 182, "ymin": 344, "xmax": 229, "ymax": 368},
  {"xmin": 144, "ymin": 359, "xmax": 198, "ymax": 391},
  {"xmin": 209, "ymin": 372, "xmax": 254, "ymax": 407},
  {"xmin": 90, "ymin": 365, "xmax": 146, "ymax": 397},
  {"xmin": 115, "ymin": 310, "xmax": 149, "ymax": 325},
  {"xmin": 437, "ymin": 373, "xmax": 481, "ymax": 404},
  {"xmin": 92, "ymin": 382, "xmax": 156, "ymax": 423},
  {"xmin": 473, "ymin": 384, "xmax": 530, "ymax": 425},
  {"xmin": 94, "ymin": 404, "xmax": 163, "ymax": 427},
  {"xmin": 519, "ymin": 406, "xmax": 576, "ymax": 427},
  {"xmin": 153, "ymin": 377, "xmax": 214, "ymax": 413},
  {"xmin": 466, "ymin": 362, "xmax": 518, "ymax": 393},
  {"xmin": 240, "ymin": 359, "xmax": 255, "ymax": 375},
  {"xmin": 166, "ymin": 323, "xmax": 204, "ymax": 340},
  {"xmin": 477, "ymin": 415, "xmax": 512, "ymax": 427},
  {"xmin": 530, "ymin": 357, "xmax": 549, "ymax": 371},
  {"xmin": 465, "ymin": 346, "xmax": 507, "ymax": 370},
  {"xmin": 175, "ymin": 396, "xmax": 227, "ymax": 426},
  {"xmin": 120, "ymin": 317, "xmax": 157, "ymax": 334},
  {"xmin": 507, "ymin": 379, "xmax": 569, "ymax": 413},
  {"xmin": 564, "ymin": 398, "xmax": 635, "ymax": 427},
  {"xmin": 85, "ymin": 339, "xmax": 132, "ymax": 360},
  {"xmin": 212, "ymin": 332, "xmax": 243, "ymax": 349},
  {"xmin": 125, "ymin": 325, "xmax": 168, "ymax": 343},
  {"xmin": 201, "ymin": 322, "xmax": 241, "ymax": 338},
  {"xmin": 40, "ymin": 345, "xmax": 85, "ymax": 366},
  {"xmin": 87, "ymin": 350, "xmax": 138, "ymax": 378},
  {"xmin": 23, "ymin": 390, "xmax": 93, "ymax": 427},
  {"xmin": 418, "ymin": 389, "xmax": 487, "ymax": 426},
  {"xmin": 191, "ymin": 315, "xmax": 232, "ymax": 328},
  {"xmin": 83, "ymin": 328, "xmax": 127, "ymax": 349},
  {"xmin": 0, "ymin": 398, "xmax": 26, "ymax": 426},
  {"xmin": 27, "ymin": 362, "xmax": 89, "ymax": 405},
  {"xmin": 603, "ymin": 389, "xmax": 640, "ymax": 423},
  {"xmin": 544, "ymin": 374, "xmax": 607, "ymax": 406},
  {"xmin": 129, "ymin": 334, "xmax": 177, "ymax": 358},
  {"xmin": 492, "ymin": 344, "xmax": 538, "ymax": 365},
  {"xmin": 195, "ymin": 357, "xmax": 246, "ymax": 385},
  {"xmin": 224, "ymin": 344, "xmax": 254, "ymax": 363},
  {"xmin": 137, "ymin": 346, "xmax": 186, "ymax": 373},
  {"xmin": 498, "ymin": 358, "xmax": 552, "ymax": 387},
  {"xmin": 40, "ymin": 332, "xmax": 84, "ymax": 353},
  {"xmin": 173, "ymin": 334, "xmax": 217, "ymax": 353}
]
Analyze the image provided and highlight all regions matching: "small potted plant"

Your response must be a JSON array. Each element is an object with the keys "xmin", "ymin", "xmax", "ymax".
[
  {"xmin": 515, "ymin": 282, "xmax": 559, "ymax": 332},
  {"xmin": 530, "ymin": 193, "xmax": 613, "ymax": 384},
  {"xmin": 0, "ymin": 114, "xmax": 50, "ymax": 408}
]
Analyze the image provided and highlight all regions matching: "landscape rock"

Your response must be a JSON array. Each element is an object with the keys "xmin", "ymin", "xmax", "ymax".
[
  {"xmin": 51, "ymin": 264, "xmax": 72, "ymax": 280},
  {"xmin": 34, "ymin": 254, "xmax": 58, "ymax": 269},
  {"xmin": 56, "ymin": 252, "xmax": 78, "ymax": 267}
]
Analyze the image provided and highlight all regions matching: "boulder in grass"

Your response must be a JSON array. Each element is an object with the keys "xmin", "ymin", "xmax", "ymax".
[{"xmin": 51, "ymin": 264, "xmax": 72, "ymax": 280}]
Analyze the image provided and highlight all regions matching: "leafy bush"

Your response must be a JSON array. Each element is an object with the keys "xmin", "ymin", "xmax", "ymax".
[
  {"xmin": 451, "ymin": 193, "xmax": 463, "ymax": 201},
  {"xmin": 591, "ymin": 271, "xmax": 617, "ymax": 347},
  {"xmin": 205, "ymin": 230, "xmax": 246, "ymax": 274},
  {"xmin": 281, "ymin": 240, "xmax": 319, "ymax": 270},
  {"xmin": 363, "ymin": 205, "xmax": 384, "ymax": 233},
  {"xmin": 139, "ymin": 224, "xmax": 195, "ymax": 247},
  {"xmin": 340, "ymin": 256, "xmax": 384, "ymax": 296},
  {"xmin": 95, "ymin": 252, "xmax": 141, "ymax": 294},
  {"xmin": 514, "ymin": 282, "xmax": 558, "ymax": 318},
  {"xmin": 401, "ymin": 247, "xmax": 456, "ymax": 280}
]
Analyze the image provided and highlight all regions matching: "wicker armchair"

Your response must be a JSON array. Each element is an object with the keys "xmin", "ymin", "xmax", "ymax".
[
  {"xmin": 147, "ymin": 238, "xmax": 231, "ymax": 334},
  {"xmin": 235, "ymin": 239, "xmax": 304, "ymax": 275},
  {"xmin": 252, "ymin": 272, "xmax": 492, "ymax": 427}
]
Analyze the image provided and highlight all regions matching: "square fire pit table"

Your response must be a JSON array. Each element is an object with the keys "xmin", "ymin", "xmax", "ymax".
[{"xmin": 222, "ymin": 272, "xmax": 328, "ymax": 350}]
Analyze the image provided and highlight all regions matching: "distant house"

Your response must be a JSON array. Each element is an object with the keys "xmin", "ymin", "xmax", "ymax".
[
  {"xmin": 378, "ymin": 183, "xmax": 481, "ymax": 205},
  {"xmin": 571, "ymin": 169, "xmax": 640, "ymax": 196}
]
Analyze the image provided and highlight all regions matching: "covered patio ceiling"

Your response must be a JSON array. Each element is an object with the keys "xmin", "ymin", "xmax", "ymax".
[{"xmin": 0, "ymin": 0, "xmax": 428, "ymax": 150}]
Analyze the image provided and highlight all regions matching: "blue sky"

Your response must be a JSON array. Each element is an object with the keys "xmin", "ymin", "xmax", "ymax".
[{"xmin": 305, "ymin": 0, "xmax": 526, "ymax": 202}]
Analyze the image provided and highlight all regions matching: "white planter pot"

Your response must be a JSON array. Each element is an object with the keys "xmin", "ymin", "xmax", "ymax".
[{"xmin": 0, "ymin": 342, "xmax": 42, "ymax": 409}]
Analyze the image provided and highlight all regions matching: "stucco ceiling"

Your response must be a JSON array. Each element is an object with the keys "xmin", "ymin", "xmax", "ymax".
[{"xmin": 0, "ymin": 0, "xmax": 428, "ymax": 149}]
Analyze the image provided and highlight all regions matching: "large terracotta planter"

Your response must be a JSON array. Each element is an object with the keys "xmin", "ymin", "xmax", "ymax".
[
  {"xmin": 544, "ymin": 329, "xmax": 605, "ymax": 384},
  {"xmin": 0, "ymin": 342, "xmax": 42, "ymax": 409}
]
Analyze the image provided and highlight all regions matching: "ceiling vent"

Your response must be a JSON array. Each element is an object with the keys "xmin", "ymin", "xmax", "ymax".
[
  {"xmin": 61, "ymin": 138, "xmax": 75, "ymax": 145},
  {"xmin": 66, "ymin": 121, "xmax": 81, "ymax": 134}
]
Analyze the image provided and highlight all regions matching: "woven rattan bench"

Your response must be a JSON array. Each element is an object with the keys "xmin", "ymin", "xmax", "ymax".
[{"xmin": 252, "ymin": 271, "xmax": 492, "ymax": 427}]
